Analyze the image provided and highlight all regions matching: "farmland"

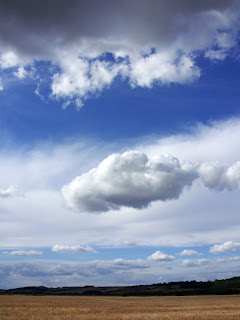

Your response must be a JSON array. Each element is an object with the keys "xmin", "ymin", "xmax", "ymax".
[{"xmin": 1, "ymin": 295, "xmax": 240, "ymax": 320}]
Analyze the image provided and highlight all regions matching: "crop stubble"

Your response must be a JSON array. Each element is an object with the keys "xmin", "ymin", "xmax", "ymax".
[{"xmin": 0, "ymin": 295, "xmax": 240, "ymax": 319}]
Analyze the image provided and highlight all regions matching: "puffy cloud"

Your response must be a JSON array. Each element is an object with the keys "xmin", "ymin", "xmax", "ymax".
[
  {"xmin": 0, "ymin": 51, "xmax": 20, "ymax": 69},
  {"xmin": 51, "ymin": 58, "xmax": 128, "ymax": 109},
  {"xmin": 198, "ymin": 162, "xmax": 240, "ymax": 191},
  {"xmin": 209, "ymin": 241, "xmax": 240, "ymax": 253},
  {"xmin": 2, "ymin": 250, "xmax": 42, "ymax": 256},
  {"xmin": 129, "ymin": 53, "xmax": 200, "ymax": 88},
  {"xmin": 147, "ymin": 250, "xmax": 175, "ymax": 262},
  {"xmin": 62, "ymin": 150, "xmax": 240, "ymax": 213},
  {"xmin": 179, "ymin": 249, "xmax": 201, "ymax": 256},
  {"xmin": 1, "ymin": 117, "xmax": 240, "ymax": 250},
  {"xmin": 52, "ymin": 245, "xmax": 95, "ymax": 253},
  {"xmin": 182, "ymin": 259, "xmax": 210, "ymax": 267},
  {"xmin": 0, "ymin": 1, "xmax": 239, "ymax": 106},
  {"xmin": 0, "ymin": 185, "xmax": 20, "ymax": 198},
  {"xmin": 62, "ymin": 151, "xmax": 197, "ymax": 212},
  {"xmin": 13, "ymin": 66, "xmax": 27, "ymax": 79}
]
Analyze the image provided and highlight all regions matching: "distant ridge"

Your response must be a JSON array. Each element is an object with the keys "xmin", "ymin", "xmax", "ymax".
[{"xmin": 1, "ymin": 277, "xmax": 240, "ymax": 296}]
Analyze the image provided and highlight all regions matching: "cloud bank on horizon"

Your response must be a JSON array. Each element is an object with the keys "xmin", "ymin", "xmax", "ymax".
[
  {"xmin": 62, "ymin": 150, "xmax": 240, "ymax": 213},
  {"xmin": 0, "ymin": 0, "xmax": 239, "ymax": 107}
]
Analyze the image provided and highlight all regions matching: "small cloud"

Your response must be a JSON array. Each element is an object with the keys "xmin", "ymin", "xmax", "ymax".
[
  {"xmin": 0, "ymin": 51, "xmax": 19, "ymax": 69},
  {"xmin": 0, "ymin": 185, "xmax": 21, "ymax": 198},
  {"xmin": 52, "ymin": 245, "xmax": 95, "ymax": 253},
  {"xmin": 2, "ymin": 250, "xmax": 42, "ymax": 256},
  {"xmin": 0, "ymin": 78, "xmax": 3, "ymax": 91},
  {"xmin": 13, "ymin": 66, "xmax": 27, "ymax": 79},
  {"xmin": 198, "ymin": 162, "xmax": 240, "ymax": 192},
  {"xmin": 182, "ymin": 259, "xmax": 210, "ymax": 267},
  {"xmin": 179, "ymin": 249, "xmax": 201, "ymax": 256},
  {"xmin": 216, "ymin": 258, "xmax": 226, "ymax": 263},
  {"xmin": 122, "ymin": 240, "xmax": 136, "ymax": 246},
  {"xmin": 209, "ymin": 241, "xmax": 240, "ymax": 253},
  {"xmin": 147, "ymin": 250, "xmax": 175, "ymax": 262},
  {"xmin": 229, "ymin": 256, "xmax": 240, "ymax": 261}
]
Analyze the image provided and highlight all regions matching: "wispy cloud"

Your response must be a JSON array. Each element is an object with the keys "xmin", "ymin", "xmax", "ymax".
[
  {"xmin": 52, "ymin": 245, "xmax": 95, "ymax": 253},
  {"xmin": 2, "ymin": 250, "xmax": 42, "ymax": 256}
]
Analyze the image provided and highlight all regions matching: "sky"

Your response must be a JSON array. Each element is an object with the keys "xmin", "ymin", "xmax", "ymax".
[{"xmin": 1, "ymin": 0, "xmax": 240, "ymax": 289}]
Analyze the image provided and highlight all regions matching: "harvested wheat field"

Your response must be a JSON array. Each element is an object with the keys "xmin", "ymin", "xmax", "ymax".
[{"xmin": 1, "ymin": 295, "xmax": 240, "ymax": 320}]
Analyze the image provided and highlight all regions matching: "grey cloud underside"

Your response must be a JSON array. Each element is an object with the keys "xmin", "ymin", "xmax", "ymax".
[
  {"xmin": 0, "ymin": 1, "xmax": 239, "ymax": 107},
  {"xmin": 62, "ymin": 151, "xmax": 240, "ymax": 213},
  {"xmin": 0, "ymin": 259, "xmax": 149, "ymax": 279},
  {"xmin": 0, "ymin": 0, "xmax": 237, "ymax": 56},
  {"xmin": 62, "ymin": 151, "xmax": 197, "ymax": 212}
]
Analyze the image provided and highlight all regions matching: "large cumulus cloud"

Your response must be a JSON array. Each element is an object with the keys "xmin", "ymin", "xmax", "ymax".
[
  {"xmin": 62, "ymin": 151, "xmax": 197, "ymax": 212},
  {"xmin": 0, "ymin": 0, "xmax": 239, "ymax": 107},
  {"xmin": 62, "ymin": 151, "xmax": 240, "ymax": 213}
]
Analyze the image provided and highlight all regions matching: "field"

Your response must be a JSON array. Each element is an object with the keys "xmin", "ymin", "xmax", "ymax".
[{"xmin": 1, "ymin": 295, "xmax": 240, "ymax": 319}]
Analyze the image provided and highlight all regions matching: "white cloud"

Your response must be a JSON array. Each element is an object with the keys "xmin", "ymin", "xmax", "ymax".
[
  {"xmin": 62, "ymin": 151, "xmax": 197, "ymax": 212},
  {"xmin": 51, "ymin": 58, "xmax": 127, "ymax": 108},
  {"xmin": 210, "ymin": 241, "xmax": 240, "ymax": 253},
  {"xmin": 52, "ymin": 245, "xmax": 95, "ymax": 253},
  {"xmin": 0, "ymin": 185, "xmax": 20, "ymax": 198},
  {"xmin": 0, "ymin": 51, "xmax": 20, "ymax": 69},
  {"xmin": 229, "ymin": 256, "xmax": 240, "ymax": 261},
  {"xmin": 179, "ymin": 249, "xmax": 201, "ymax": 256},
  {"xmin": 182, "ymin": 259, "xmax": 210, "ymax": 267},
  {"xmin": 13, "ymin": 66, "xmax": 27, "ymax": 79},
  {"xmin": 129, "ymin": 52, "xmax": 200, "ymax": 88},
  {"xmin": 1, "ymin": 117, "xmax": 240, "ymax": 250},
  {"xmin": 62, "ymin": 149, "xmax": 240, "ymax": 213},
  {"xmin": 198, "ymin": 162, "xmax": 240, "ymax": 191},
  {"xmin": 0, "ymin": 1, "xmax": 239, "ymax": 106},
  {"xmin": 2, "ymin": 250, "xmax": 42, "ymax": 256},
  {"xmin": 147, "ymin": 250, "xmax": 175, "ymax": 262}
]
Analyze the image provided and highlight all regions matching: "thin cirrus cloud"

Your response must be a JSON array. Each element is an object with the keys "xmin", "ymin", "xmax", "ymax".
[
  {"xmin": 147, "ymin": 250, "xmax": 175, "ymax": 262},
  {"xmin": 51, "ymin": 245, "xmax": 95, "ymax": 253},
  {"xmin": 0, "ymin": 1, "xmax": 239, "ymax": 107},
  {"xmin": 2, "ymin": 250, "xmax": 42, "ymax": 256},
  {"xmin": 209, "ymin": 241, "xmax": 240, "ymax": 253},
  {"xmin": 62, "ymin": 150, "xmax": 240, "ymax": 213}
]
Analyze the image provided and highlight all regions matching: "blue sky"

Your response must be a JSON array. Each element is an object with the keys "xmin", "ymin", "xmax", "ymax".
[{"xmin": 1, "ymin": 0, "xmax": 240, "ymax": 289}]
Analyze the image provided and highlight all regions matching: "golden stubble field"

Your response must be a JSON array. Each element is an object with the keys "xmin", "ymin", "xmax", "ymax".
[{"xmin": 1, "ymin": 295, "xmax": 240, "ymax": 320}]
